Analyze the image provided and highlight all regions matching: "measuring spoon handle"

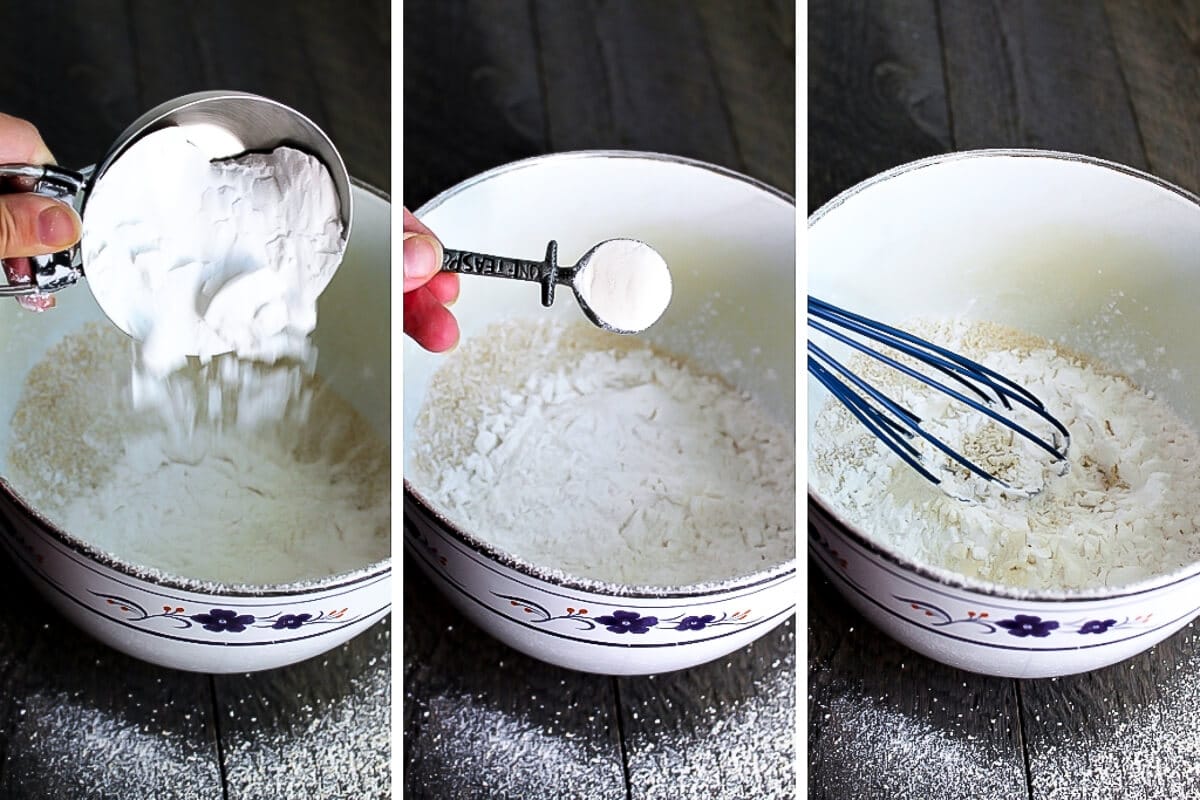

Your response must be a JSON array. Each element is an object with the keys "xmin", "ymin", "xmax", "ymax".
[
  {"xmin": 440, "ymin": 240, "xmax": 568, "ymax": 306},
  {"xmin": 0, "ymin": 163, "xmax": 89, "ymax": 295}
]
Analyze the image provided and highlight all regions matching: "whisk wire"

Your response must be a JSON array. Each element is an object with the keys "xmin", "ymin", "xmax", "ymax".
[
  {"xmin": 808, "ymin": 354, "xmax": 941, "ymax": 484},
  {"xmin": 809, "ymin": 340, "xmax": 1010, "ymax": 486},
  {"xmin": 810, "ymin": 298, "xmax": 1053, "ymax": 415},
  {"xmin": 807, "ymin": 297, "xmax": 1071, "ymax": 491}
]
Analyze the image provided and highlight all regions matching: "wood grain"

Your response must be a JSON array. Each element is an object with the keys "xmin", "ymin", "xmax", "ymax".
[
  {"xmin": 402, "ymin": 557, "xmax": 627, "ymax": 800},
  {"xmin": 402, "ymin": 0, "xmax": 547, "ymax": 207},
  {"xmin": 0, "ymin": 564, "xmax": 222, "ymax": 800},
  {"xmin": 940, "ymin": 0, "xmax": 1146, "ymax": 165},
  {"xmin": 1104, "ymin": 0, "xmax": 1200, "ymax": 192},
  {"xmin": 214, "ymin": 620, "xmax": 392, "ymax": 800},
  {"xmin": 533, "ymin": 0, "xmax": 741, "ymax": 170},
  {"xmin": 808, "ymin": 567, "xmax": 1027, "ymax": 800},
  {"xmin": 694, "ymin": 0, "xmax": 797, "ymax": 195},
  {"xmin": 807, "ymin": 0, "xmax": 949, "ymax": 212},
  {"xmin": 617, "ymin": 620, "xmax": 797, "ymax": 800}
]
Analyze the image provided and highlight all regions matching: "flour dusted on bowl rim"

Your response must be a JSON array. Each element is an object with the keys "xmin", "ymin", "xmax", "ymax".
[
  {"xmin": 810, "ymin": 318, "xmax": 1200, "ymax": 591},
  {"xmin": 409, "ymin": 318, "xmax": 795, "ymax": 586}
]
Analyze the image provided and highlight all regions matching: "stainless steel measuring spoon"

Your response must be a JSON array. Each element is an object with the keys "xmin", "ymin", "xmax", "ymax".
[
  {"xmin": 0, "ymin": 91, "xmax": 352, "ymax": 339},
  {"xmin": 439, "ymin": 238, "xmax": 673, "ymax": 333}
]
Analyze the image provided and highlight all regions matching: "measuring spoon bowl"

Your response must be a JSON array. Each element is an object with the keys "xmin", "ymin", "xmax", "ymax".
[{"xmin": 439, "ymin": 237, "xmax": 672, "ymax": 334}]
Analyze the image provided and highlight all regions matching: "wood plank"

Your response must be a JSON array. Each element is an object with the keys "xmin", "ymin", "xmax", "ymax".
[
  {"xmin": 808, "ymin": 566, "xmax": 1028, "ymax": 800},
  {"xmin": 292, "ymin": 0, "xmax": 392, "ymax": 190},
  {"xmin": 1019, "ymin": 627, "xmax": 1200, "ymax": 800},
  {"xmin": 807, "ymin": 0, "xmax": 950, "ymax": 212},
  {"xmin": 403, "ymin": 0, "xmax": 547, "ymax": 207},
  {"xmin": 129, "ymin": 0, "xmax": 390, "ymax": 185},
  {"xmin": 939, "ymin": 0, "xmax": 1146, "ymax": 167},
  {"xmin": 0, "ymin": 578, "xmax": 223, "ymax": 799},
  {"xmin": 1104, "ymin": 0, "xmax": 1200, "ymax": 192},
  {"xmin": 694, "ymin": 0, "xmax": 797, "ymax": 195},
  {"xmin": 401, "ymin": 555, "xmax": 626, "ymax": 800},
  {"xmin": 617, "ymin": 619, "xmax": 797, "ymax": 800},
  {"xmin": 212, "ymin": 619, "xmax": 392, "ymax": 800},
  {"xmin": 532, "ymin": 0, "xmax": 741, "ymax": 172}
]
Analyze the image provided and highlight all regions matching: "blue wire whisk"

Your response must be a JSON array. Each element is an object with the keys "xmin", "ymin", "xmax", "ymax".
[{"xmin": 808, "ymin": 297, "xmax": 1070, "ymax": 495}]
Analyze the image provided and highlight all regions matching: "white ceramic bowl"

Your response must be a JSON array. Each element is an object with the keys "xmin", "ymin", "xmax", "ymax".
[
  {"xmin": 404, "ymin": 151, "xmax": 796, "ymax": 676},
  {"xmin": 809, "ymin": 150, "xmax": 1200, "ymax": 678},
  {"xmin": 0, "ymin": 182, "xmax": 390, "ymax": 673}
]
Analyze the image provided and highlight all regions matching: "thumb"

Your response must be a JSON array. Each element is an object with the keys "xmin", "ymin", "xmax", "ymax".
[
  {"xmin": 0, "ymin": 194, "xmax": 81, "ymax": 260},
  {"xmin": 403, "ymin": 231, "xmax": 444, "ymax": 292}
]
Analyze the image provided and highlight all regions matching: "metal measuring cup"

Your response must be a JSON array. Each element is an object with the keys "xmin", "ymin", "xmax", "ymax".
[{"xmin": 0, "ymin": 90, "xmax": 352, "ymax": 338}]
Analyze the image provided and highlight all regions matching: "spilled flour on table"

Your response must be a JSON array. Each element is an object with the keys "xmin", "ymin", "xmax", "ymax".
[
  {"xmin": 810, "ymin": 318, "xmax": 1200, "ymax": 591},
  {"xmin": 410, "ymin": 318, "xmax": 794, "ymax": 586},
  {"xmin": 6, "ymin": 323, "xmax": 388, "ymax": 585}
]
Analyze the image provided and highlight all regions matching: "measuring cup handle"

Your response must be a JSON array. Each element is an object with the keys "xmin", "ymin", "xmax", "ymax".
[
  {"xmin": 0, "ymin": 163, "xmax": 88, "ymax": 295},
  {"xmin": 441, "ymin": 240, "xmax": 564, "ymax": 306}
]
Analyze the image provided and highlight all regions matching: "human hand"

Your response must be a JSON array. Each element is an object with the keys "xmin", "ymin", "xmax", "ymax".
[
  {"xmin": 0, "ymin": 113, "xmax": 82, "ymax": 312},
  {"xmin": 403, "ymin": 207, "xmax": 459, "ymax": 352}
]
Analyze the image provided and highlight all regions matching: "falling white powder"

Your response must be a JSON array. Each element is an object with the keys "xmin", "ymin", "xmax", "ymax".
[
  {"xmin": 7, "ymin": 324, "xmax": 388, "ymax": 585},
  {"xmin": 810, "ymin": 319, "xmax": 1200, "ymax": 591},
  {"xmin": 573, "ymin": 239, "xmax": 672, "ymax": 332},
  {"xmin": 410, "ymin": 319, "xmax": 794, "ymax": 586},
  {"xmin": 81, "ymin": 125, "xmax": 344, "ymax": 438}
]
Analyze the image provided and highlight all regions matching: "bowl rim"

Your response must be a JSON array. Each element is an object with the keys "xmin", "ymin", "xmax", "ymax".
[
  {"xmin": 808, "ymin": 147, "xmax": 1200, "ymax": 603},
  {"xmin": 406, "ymin": 148, "xmax": 798, "ymax": 599},
  {"xmin": 0, "ymin": 177, "xmax": 392, "ymax": 599}
]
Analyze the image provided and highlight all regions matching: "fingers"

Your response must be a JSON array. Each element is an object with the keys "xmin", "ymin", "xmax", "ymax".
[
  {"xmin": 0, "ymin": 114, "xmax": 67, "ymax": 312},
  {"xmin": 403, "ymin": 231, "xmax": 444, "ymax": 292},
  {"xmin": 0, "ymin": 113, "xmax": 55, "ymax": 164},
  {"xmin": 403, "ymin": 206, "xmax": 459, "ymax": 351},
  {"xmin": 402, "ymin": 207, "xmax": 434, "ymax": 238},
  {"xmin": 2, "ymin": 257, "xmax": 54, "ymax": 312},
  {"xmin": 404, "ymin": 281, "xmax": 460, "ymax": 353},
  {"xmin": 0, "ymin": 193, "xmax": 82, "ymax": 259},
  {"xmin": 403, "ymin": 207, "xmax": 446, "ymax": 293},
  {"xmin": 423, "ymin": 269, "xmax": 460, "ymax": 305}
]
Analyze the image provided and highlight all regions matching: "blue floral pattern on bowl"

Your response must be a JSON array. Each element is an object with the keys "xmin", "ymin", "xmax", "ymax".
[
  {"xmin": 491, "ymin": 593, "xmax": 761, "ymax": 636},
  {"xmin": 996, "ymin": 614, "xmax": 1059, "ymax": 638},
  {"xmin": 894, "ymin": 595, "xmax": 1157, "ymax": 638},
  {"xmin": 93, "ymin": 593, "xmax": 362, "ymax": 635}
]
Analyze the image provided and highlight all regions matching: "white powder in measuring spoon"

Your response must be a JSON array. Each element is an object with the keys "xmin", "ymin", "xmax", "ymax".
[
  {"xmin": 810, "ymin": 319, "xmax": 1200, "ymax": 591},
  {"xmin": 573, "ymin": 239, "xmax": 672, "ymax": 332},
  {"xmin": 411, "ymin": 319, "xmax": 794, "ymax": 586}
]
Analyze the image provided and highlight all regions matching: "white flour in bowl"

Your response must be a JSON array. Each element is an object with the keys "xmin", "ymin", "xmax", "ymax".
[
  {"xmin": 6, "ymin": 324, "xmax": 389, "ymax": 585},
  {"xmin": 810, "ymin": 318, "xmax": 1200, "ymax": 591},
  {"xmin": 409, "ymin": 318, "xmax": 795, "ymax": 586}
]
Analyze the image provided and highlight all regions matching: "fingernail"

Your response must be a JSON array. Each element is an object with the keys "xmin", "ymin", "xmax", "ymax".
[
  {"xmin": 404, "ymin": 233, "xmax": 442, "ymax": 280},
  {"xmin": 38, "ymin": 205, "xmax": 80, "ymax": 248}
]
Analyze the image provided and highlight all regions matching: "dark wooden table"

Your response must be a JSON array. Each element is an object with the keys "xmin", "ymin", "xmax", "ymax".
[
  {"xmin": 403, "ymin": 2, "xmax": 796, "ymax": 798},
  {"xmin": 809, "ymin": 3, "xmax": 1200, "ymax": 798},
  {"xmin": 0, "ymin": 3, "xmax": 390, "ymax": 798}
]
